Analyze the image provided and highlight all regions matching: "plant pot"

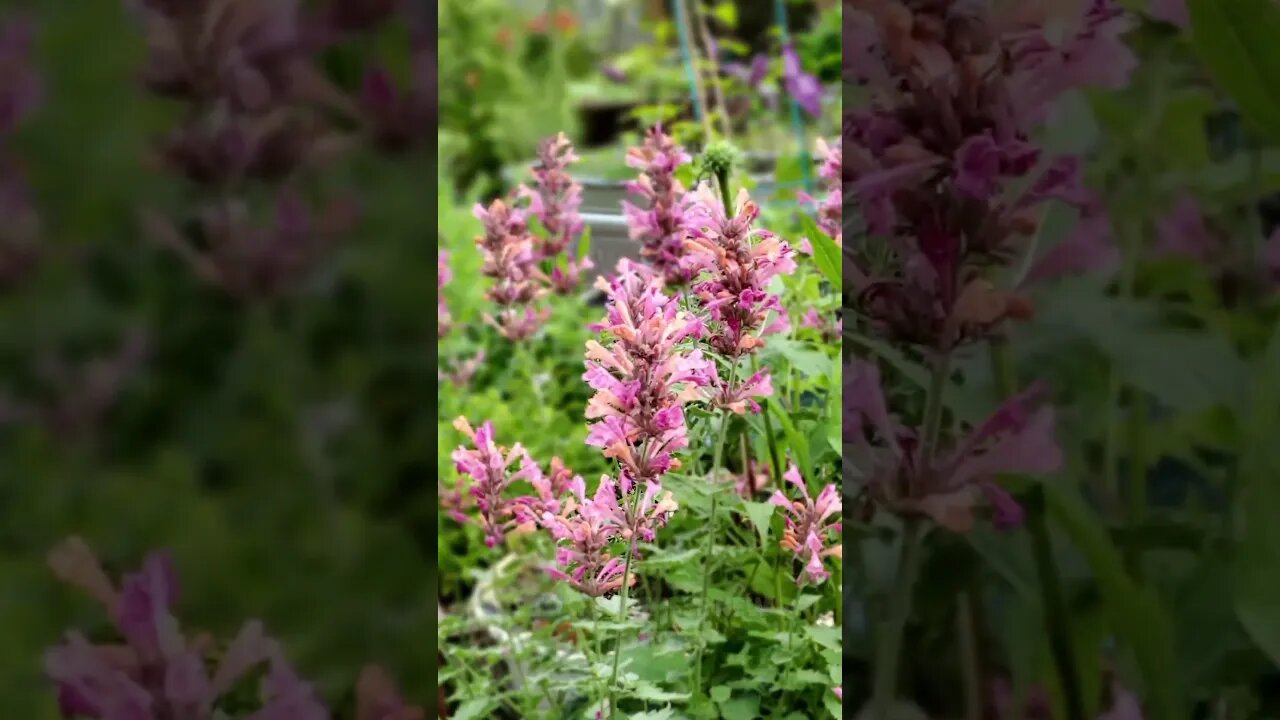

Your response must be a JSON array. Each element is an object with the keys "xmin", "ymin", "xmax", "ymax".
[{"xmin": 576, "ymin": 100, "xmax": 640, "ymax": 149}]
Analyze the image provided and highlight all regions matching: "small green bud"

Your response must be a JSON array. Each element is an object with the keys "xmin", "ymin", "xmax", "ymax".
[{"xmin": 698, "ymin": 140, "xmax": 740, "ymax": 181}]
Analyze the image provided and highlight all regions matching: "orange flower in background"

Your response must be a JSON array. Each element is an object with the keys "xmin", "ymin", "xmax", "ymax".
[
  {"xmin": 495, "ymin": 26, "xmax": 513, "ymax": 48},
  {"xmin": 529, "ymin": 9, "xmax": 577, "ymax": 34},
  {"xmin": 465, "ymin": 70, "xmax": 479, "ymax": 88}
]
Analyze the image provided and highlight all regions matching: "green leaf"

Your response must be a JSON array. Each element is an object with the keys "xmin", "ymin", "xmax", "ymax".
[
  {"xmin": 768, "ymin": 402, "xmax": 811, "ymax": 481},
  {"xmin": 806, "ymin": 625, "xmax": 841, "ymax": 652},
  {"xmin": 800, "ymin": 212, "xmax": 841, "ymax": 287},
  {"xmin": 710, "ymin": 686, "xmax": 732, "ymax": 703},
  {"xmin": 1188, "ymin": 0, "xmax": 1280, "ymax": 143},
  {"xmin": 1042, "ymin": 483, "xmax": 1183, "ymax": 720},
  {"xmin": 742, "ymin": 501, "xmax": 775, "ymax": 544},
  {"xmin": 633, "ymin": 682, "xmax": 691, "ymax": 703},
  {"xmin": 1234, "ymin": 320, "xmax": 1280, "ymax": 666},
  {"xmin": 452, "ymin": 698, "xmax": 496, "ymax": 720},
  {"xmin": 720, "ymin": 695, "xmax": 760, "ymax": 719},
  {"xmin": 711, "ymin": 2, "xmax": 737, "ymax": 27}
]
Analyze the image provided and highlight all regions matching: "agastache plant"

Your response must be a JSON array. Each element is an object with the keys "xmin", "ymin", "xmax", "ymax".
[
  {"xmin": 684, "ymin": 183, "xmax": 797, "ymax": 415},
  {"xmin": 43, "ymin": 537, "xmax": 329, "ymax": 719},
  {"xmin": 622, "ymin": 126, "xmax": 697, "ymax": 285},
  {"xmin": 581, "ymin": 258, "xmax": 705, "ymax": 718},
  {"xmin": 472, "ymin": 198, "xmax": 550, "ymax": 342},
  {"xmin": 846, "ymin": 0, "xmax": 1136, "ymax": 713},
  {"xmin": 768, "ymin": 464, "xmax": 842, "ymax": 585},
  {"xmin": 519, "ymin": 132, "xmax": 591, "ymax": 295},
  {"xmin": 129, "ymin": 0, "xmax": 357, "ymax": 300},
  {"xmin": 797, "ymin": 137, "xmax": 843, "ymax": 253}
]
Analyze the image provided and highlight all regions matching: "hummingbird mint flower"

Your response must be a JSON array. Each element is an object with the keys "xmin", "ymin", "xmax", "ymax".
[
  {"xmin": 525, "ymin": 132, "xmax": 584, "ymax": 261},
  {"xmin": 450, "ymin": 417, "xmax": 543, "ymax": 548},
  {"xmin": 846, "ymin": 0, "xmax": 1131, "ymax": 350},
  {"xmin": 584, "ymin": 260, "xmax": 711, "ymax": 485},
  {"xmin": 684, "ymin": 187, "xmax": 797, "ymax": 414},
  {"xmin": 43, "ymin": 537, "xmax": 329, "ymax": 720},
  {"xmin": 622, "ymin": 126, "xmax": 697, "ymax": 285},
  {"xmin": 768, "ymin": 464, "xmax": 842, "ymax": 585},
  {"xmin": 848, "ymin": 363, "xmax": 1063, "ymax": 533},
  {"xmin": 797, "ymin": 137, "xmax": 843, "ymax": 252},
  {"xmin": 473, "ymin": 198, "xmax": 550, "ymax": 342}
]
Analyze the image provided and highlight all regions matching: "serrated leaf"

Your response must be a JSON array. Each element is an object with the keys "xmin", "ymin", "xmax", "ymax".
[
  {"xmin": 806, "ymin": 625, "xmax": 841, "ymax": 652},
  {"xmin": 1234, "ymin": 320, "xmax": 1280, "ymax": 667},
  {"xmin": 721, "ymin": 695, "xmax": 760, "ymax": 719},
  {"xmin": 1042, "ymin": 483, "xmax": 1183, "ymax": 720},
  {"xmin": 452, "ymin": 698, "xmax": 496, "ymax": 720},
  {"xmin": 1188, "ymin": 0, "xmax": 1280, "ymax": 143},
  {"xmin": 801, "ymin": 212, "xmax": 842, "ymax": 287},
  {"xmin": 742, "ymin": 501, "xmax": 775, "ymax": 544}
]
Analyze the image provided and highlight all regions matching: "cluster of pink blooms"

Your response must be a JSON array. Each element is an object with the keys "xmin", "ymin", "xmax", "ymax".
[
  {"xmin": 43, "ymin": 537, "xmax": 330, "ymax": 719},
  {"xmin": 846, "ymin": 357, "xmax": 1062, "ymax": 532},
  {"xmin": 768, "ymin": 464, "xmax": 842, "ymax": 584},
  {"xmin": 583, "ymin": 260, "xmax": 711, "ymax": 482},
  {"xmin": 844, "ymin": 0, "xmax": 1129, "ymax": 529},
  {"xmin": 520, "ymin": 132, "xmax": 593, "ymax": 296},
  {"xmin": 797, "ymin": 137, "xmax": 843, "ymax": 252},
  {"xmin": 43, "ymin": 537, "xmax": 423, "ymax": 720},
  {"xmin": 846, "ymin": 0, "xmax": 1134, "ymax": 349},
  {"xmin": 622, "ymin": 126, "xmax": 697, "ymax": 285},
  {"xmin": 523, "ymin": 132, "xmax": 585, "ymax": 260},
  {"xmin": 447, "ymin": 260, "xmax": 700, "ymax": 596},
  {"xmin": 472, "ymin": 198, "xmax": 550, "ymax": 342},
  {"xmin": 450, "ymin": 417, "xmax": 580, "ymax": 548},
  {"xmin": 684, "ymin": 187, "xmax": 798, "ymax": 414},
  {"xmin": 438, "ymin": 249, "xmax": 452, "ymax": 338},
  {"xmin": 1154, "ymin": 194, "xmax": 1280, "ymax": 293},
  {"xmin": 470, "ymin": 133, "xmax": 595, "ymax": 340},
  {"xmin": 438, "ymin": 349, "xmax": 486, "ymax": 389},
  {"xmin": 800, "ymin": 308, "xmax": 842, "ymax": 343}
]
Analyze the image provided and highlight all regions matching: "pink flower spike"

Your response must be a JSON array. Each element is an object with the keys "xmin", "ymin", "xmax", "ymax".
[{"xmin": 770, "ymin": 463, "xmax": 842, "ymax": 585}]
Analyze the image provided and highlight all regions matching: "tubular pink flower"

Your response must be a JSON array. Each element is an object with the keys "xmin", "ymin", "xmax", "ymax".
[
  {"xmin": 683, "ymin": 186, "xmax": 797, "ymax": 414},
  {"xmin": 450, "ymin": 417, "xmax": 542, "ymax": 547},
  {"xmin": 800, "ymin": 308, "xmax": 841, "ymax": 343},
  {"xmin": 622, "ymin": 126, "xmax": 697, "ymax": 285},
  {"xmin": 438, "ymin": 349, "xmax": 486, "ymax": 389},
  {"xmin": 526, "ymin": 132, "xmax": 584, "ymax": 260},
  {"xmin": 43, "ymin": 540, "xmax": 327, "ymax": 720},
  {"xmin": 768, "ymin": 464, "xmax": 842, "ymax": 585},
  {"xmin": 848, "ymin": 360, "xmax": 1063, "ymax": 533},
  {"xmin": 437, "ymin": 249, "xmax": 452, "ymax": 338},
  {"xmin": 548, "ymin": 255, "xmax": 594, "ymax": 295},
  {"xmin": 584, "ymin": 260, "xmax": 712, "ymax": 484},
  {"xmin": 473, "ymin": 198, "xmax": 550, "ymax": 342},
  {"xmin": 797, "ymin": 137, "xmax": 842, "ymax": 251},
  {"xmin": 846, "ymin": 1, "xmax": 1130, "ymax": 349}
]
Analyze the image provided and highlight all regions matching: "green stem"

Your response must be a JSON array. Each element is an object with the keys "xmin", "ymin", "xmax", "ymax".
[
  {"xmin": 754, "ymin": 356, "xmax": 783, "ymax": 484},
  {"xmin": 871, "ymin": 517, "xmax": 925, "ymax": 715},
  {"xmin": 872, "ymin": 350, "xmax": 950, "ymax": 713},
  {"xmin": 692, "ymin": 390, "xmax": 734, "ymax": 700},
  {"xmin": 607, "ymin": 479, "xmax": 648, "ymax": 719},
  {"xmin": 990, "ymin": 337, "xmax": 1086, "ymax": 720},
  {"xmin": 1027, "ymin": 488, "xmax": 1087, "ymax": 720},
  {"xmin": 715, "ymin": 167, "xmax": 733, "ymax": 216}
]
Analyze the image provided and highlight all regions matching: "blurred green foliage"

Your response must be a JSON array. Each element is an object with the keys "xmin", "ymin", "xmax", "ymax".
[{"xmin": 1, "ymin": 1, "xmax": 434, "ymax": 716}]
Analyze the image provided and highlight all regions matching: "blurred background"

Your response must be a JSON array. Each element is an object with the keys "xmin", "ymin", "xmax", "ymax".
[{"xmin": 0, "ymin": 0, "xmax": 431, "ymax": 716}]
